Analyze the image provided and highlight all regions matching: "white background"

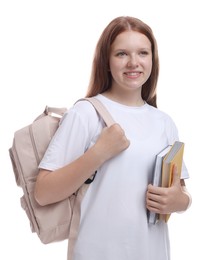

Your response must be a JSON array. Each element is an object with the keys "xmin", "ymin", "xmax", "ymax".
[{"xmin": 1, "ymin": 0, "xmax": 198, "ymax": 259}]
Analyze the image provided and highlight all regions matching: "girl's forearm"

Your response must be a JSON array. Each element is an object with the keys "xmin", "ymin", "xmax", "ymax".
[{"xmin": 34, "ymin": 145, "xmax": 105, "ymax": 206}]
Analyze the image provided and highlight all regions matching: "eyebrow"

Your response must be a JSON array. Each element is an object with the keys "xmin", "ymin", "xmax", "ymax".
[{"xmin": 112, "ymin": 47, "xmax": 151, "ymax": 52}]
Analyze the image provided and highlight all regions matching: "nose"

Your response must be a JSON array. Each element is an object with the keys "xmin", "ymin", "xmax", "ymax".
[{"xmin": 127, "ymin": 54, "xmax": 138, "ymax": 68}]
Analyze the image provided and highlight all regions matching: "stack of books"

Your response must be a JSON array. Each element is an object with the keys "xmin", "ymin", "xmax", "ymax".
[{"xmin": 148, "ymin": 141, "xmax": 184, "ymax": 224}]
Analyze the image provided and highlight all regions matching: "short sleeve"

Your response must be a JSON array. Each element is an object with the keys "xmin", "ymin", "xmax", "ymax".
[
  {"xmin": 39, "ymin": 100, "xmax": 102, "ymax": 171},
  {"xmin": 164, "ymin": 114, "xmax": 189, "ymax": 179}
]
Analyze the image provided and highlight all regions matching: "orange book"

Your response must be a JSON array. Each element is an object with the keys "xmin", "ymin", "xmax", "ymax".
[{"xmin": 159, "ymin": 141, "xmax": 185, "ymax": 222}]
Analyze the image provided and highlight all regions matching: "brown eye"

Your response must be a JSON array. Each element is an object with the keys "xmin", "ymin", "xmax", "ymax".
[
  {"xmin": 116, "ymin": 51, "xmax": 127, "ymax": 57},
  {"xmin": 139, "ymin": 51, "xmax": 148, "ymax": 56}
]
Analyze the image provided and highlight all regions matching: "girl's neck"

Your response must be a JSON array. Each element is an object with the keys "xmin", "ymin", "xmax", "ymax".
[{"xmin": 102, "ymin": 90, "xmax": 145, "ymax": 107}]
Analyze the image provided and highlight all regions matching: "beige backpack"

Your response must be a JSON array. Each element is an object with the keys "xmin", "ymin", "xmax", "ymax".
[{"xmin": 9, "ymin": 97, "xmax": 114, "ymax": 248}]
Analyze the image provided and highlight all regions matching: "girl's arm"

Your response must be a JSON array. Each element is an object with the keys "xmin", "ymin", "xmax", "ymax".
[{"xmin": 34, "ymin": 124, "xmax": 130, "ymax": 206}]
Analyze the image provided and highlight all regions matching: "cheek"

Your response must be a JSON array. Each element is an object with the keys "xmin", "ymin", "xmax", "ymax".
[
  {"xmin": 109, "ymin": 62, "xmax": 119, "ymax": 77},
  {"xmin": 109, "ymin": 58, "xmax": 124, "ymax": 74},
  {"xmin": 145, "ymin": 59, "xmax": 153, "ymax": 75}
]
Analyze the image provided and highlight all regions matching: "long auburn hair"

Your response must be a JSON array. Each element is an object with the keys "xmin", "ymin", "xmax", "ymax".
[{"xmin": 86, "ymin": 16, "xmax": 159, "ymax": 108}]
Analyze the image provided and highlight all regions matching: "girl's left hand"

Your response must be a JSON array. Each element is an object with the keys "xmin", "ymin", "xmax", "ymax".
[{"xmin": 146, "ymin": 165, "xmax": 189, "ymax": 214}]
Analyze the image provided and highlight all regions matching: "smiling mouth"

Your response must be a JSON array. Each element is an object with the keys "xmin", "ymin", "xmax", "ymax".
[{"xmin": 124, "ymin": 72, "xmax": 141, "ymax": 77}]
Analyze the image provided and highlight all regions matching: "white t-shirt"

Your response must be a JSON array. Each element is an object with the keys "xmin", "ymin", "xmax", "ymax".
[{"xmin": 39, "ymin": 94, "xmax": 189, "ymax": 260}]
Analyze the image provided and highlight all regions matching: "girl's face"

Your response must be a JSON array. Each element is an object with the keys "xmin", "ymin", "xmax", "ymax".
[{"xmin": 109, "ymin": 30, "xmax": 152, "ymax": 96}]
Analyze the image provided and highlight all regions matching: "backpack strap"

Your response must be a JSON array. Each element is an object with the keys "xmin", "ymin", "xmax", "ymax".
[
  {"xmin": 44, "ymin": 106, "xmax": 67, "ymax": 116},
  {"xmin": 77, "ymin": 97, "xmax": 116, "ymax": 127},
  {"xmin": 34, "ymin": 106, "xmax": 67, "ymax": 121},
  {"xmin": 67, "ymin": 97, "xmax": 115, "ymax": 260}
]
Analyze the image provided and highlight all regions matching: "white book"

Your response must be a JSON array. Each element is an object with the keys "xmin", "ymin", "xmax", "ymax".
[{"xmin": 148, "ymin": 145, "xmax": 172, "ymax": 224}]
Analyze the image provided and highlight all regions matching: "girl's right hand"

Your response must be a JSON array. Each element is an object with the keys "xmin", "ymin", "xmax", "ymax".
[{"xmin": 93, "ymin": 123, "xmax": 130, "ymax": 162}]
